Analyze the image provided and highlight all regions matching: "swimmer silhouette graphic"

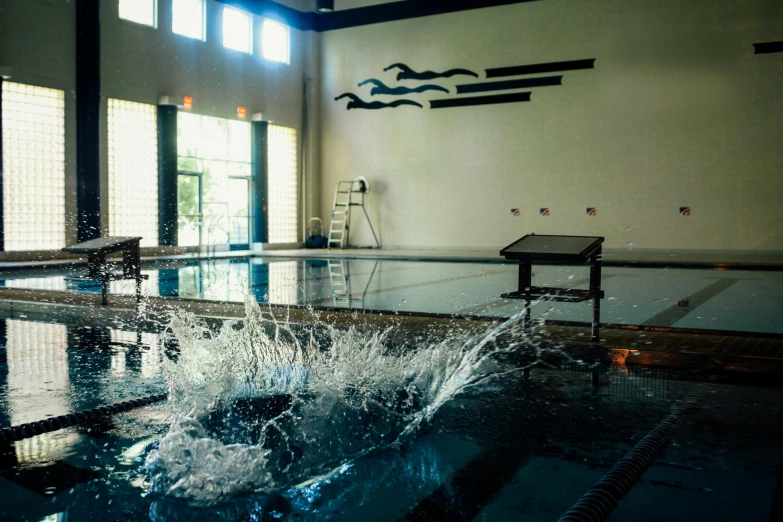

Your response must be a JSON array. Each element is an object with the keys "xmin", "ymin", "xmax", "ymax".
[
  {"xmin": 335, "ymin": 93, "xmax": 423, "ymax": 110},
  {"xmin": 358, "ymin": 78, "xmax": 449, "ymax": 96},
  {"xmin": 384, "ymin": 63, "xmax": 479, "ymax": 81}
]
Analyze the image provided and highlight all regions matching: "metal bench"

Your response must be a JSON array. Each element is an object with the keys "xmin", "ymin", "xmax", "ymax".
[{"xmin": 62, "ymin": 237, "xmax": 148, "ymax": 306}]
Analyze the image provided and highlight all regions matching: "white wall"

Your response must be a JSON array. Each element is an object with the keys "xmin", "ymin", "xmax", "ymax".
[{"xmin": 319, "ymin": 0, "xmax": 783, "ymax": 252}]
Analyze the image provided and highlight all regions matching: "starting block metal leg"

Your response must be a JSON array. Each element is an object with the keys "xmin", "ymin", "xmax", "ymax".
[
  {"xmin": 101, "ymin": 278, "xmax": 108, "ymax": 306},
  {"xmin": 589, "ymin": 249, "xmax": 602, "ymax": 342}
]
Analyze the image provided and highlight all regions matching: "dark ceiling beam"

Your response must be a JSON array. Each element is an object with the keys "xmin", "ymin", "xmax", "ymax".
[
  {"xmin": 214, "ymin": 0, "xmax": 540, "ymax": 32},
  {"xmin": 216, "ymin": 0, "xmax": 314, "ymax": 31},
  {"xmin": 315, "ymin": 0, "xmax": 541, "ymax": 32}
]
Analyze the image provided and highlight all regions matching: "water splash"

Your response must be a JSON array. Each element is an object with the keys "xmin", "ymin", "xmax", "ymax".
[{"xmin": 146, "ymin": 298, "xmax": 544, "ymax": 506}]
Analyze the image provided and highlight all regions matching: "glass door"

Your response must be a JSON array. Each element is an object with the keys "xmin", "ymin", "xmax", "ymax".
[
  {"xmin": 228, "ymin": 177, "xmax": 250, "ymax": 248},
  {"xmin": 177, "ymin": 173, "xmax": 202, "ymax": 247}
]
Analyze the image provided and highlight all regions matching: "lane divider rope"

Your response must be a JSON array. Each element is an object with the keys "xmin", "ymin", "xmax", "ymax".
[
  {"xmin": 0, "ymin": 393, "xmax": 168, "ymax": 444},
  {"xmin": 557, "ymin": 392, "xmax": 702, "ymax": 522}
]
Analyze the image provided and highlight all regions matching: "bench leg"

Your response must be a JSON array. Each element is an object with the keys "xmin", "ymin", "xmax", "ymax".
[{"xmin": 101, "ymin": 279, "xmax": 108, "ymax": 306}]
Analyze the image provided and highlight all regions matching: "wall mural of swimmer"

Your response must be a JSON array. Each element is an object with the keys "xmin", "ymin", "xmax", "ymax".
[
  {"xmin": 358, "ymin": 78, "xmax": 450, "ymax": 96},
  {"xmin": 334, "ymin": 93, "xmax": 423, "ymax": 110},
  {"xmin": 336, "ymin": 58, "xmax": 595, "ymax": 111},
  {"xmin": 384, "ymin": 63, "xmax": 479, "ymax": 81}
]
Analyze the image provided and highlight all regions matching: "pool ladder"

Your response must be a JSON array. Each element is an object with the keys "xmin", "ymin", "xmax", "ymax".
[
  {"xmin": 328, "ymin": 178, "xmax": 380, "ymax": 249},
  {"xmin": 328, "ymin": 259, "xmax": 379, "ymax": 308}
]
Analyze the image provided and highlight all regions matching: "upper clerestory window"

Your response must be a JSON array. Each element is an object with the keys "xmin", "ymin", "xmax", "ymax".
[
  {"xmin": 172, "ymin": 0, "xmax": 206, "ymax": 41},
  {"xmin": 261, "ymin": 19, "xmax": 290, "ymax": 64},
  {"xmin": 119, "ymin": 0, "xmax": 157, "ymax": 28},
  {"xmin": 223, "ymin": 6, "xmax": 253, "ymax": 54}
]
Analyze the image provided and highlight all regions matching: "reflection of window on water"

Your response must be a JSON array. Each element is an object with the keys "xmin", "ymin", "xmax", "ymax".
[
  {"xmin": 177, "ymin": 261, "xmax": 249, "ymax": 302},
  {"xmin": 110, "ymin": 330, "xmax": 163, "ymax": 379},
  {"xmin": 1, "ymin": 82, "xmax": 66, "ymax": 251},
  {"xmin": 109, "ymin": 270, "xmax": 159, "ymax": 298},
  {"xmin": 177, "ymin": 112, "xmax": 251, "ymax": 247},
  {"xmin": 4, "ymin": 277, "xmax": 66, "ymax": 291},
  {"xmin": 268, "ymin": 261, "xmax": 299, "ymax": 305},
  {"xmin": 4, "ymin": 320, "xmax": 77, "ymax": 463},
  {"xmin": 108, "ymin": 99, "xmax": 159, "ymax": 246}
]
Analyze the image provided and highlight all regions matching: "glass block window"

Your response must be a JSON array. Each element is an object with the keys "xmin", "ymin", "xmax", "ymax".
[
  {"xmin": 261, "ymin": 19, "xmax": 290, "ymax": 64},
  {"xmin": 119, "ymin": 0, "xmax": 157, "ymax": 27},
  {"xmin": 1, "ymin": 81, "xmax": 66, "ymax": 251},
  {"xmin": 223, "ymin": 6, "xmax": 252, "ymax": 53},
  {"xmin": 268, "ymin": 260, "xmax": 298, "ymax": 305},
  {"xmin": 268, "ymin": 125, "xmax": 298, "ymax": 244},
  {"xmin": 172, "ymin": 0, "xmax": 206, "ymax": 41},
  {"xmin": 108, "ymin": 99, "xmax": 159, "ymax": 246}
]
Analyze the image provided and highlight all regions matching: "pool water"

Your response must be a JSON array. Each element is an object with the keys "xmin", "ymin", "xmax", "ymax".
[
  {"xmin": 2, "ymin": 256, "xmax": 783, "ymax": 334},
  {"xmin": 1, "ymin": 311, "xmax": 782, "ymax": 521}
]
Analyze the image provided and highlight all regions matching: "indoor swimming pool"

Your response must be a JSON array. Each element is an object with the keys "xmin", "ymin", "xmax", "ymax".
[
  {"xmin": 1, "ymin": 255, "xmax": 782, "ymax": 335},
  {"xmin": 0, "ymin": 312, "xmax": 782, "ymax": 521}
]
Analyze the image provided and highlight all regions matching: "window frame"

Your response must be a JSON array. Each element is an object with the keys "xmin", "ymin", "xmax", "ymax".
[
  {"xmin": 172, "ymin": 0, "xmax": 207, "ymax": 41},
  {"xmin": 222, "ymin": 6, "xmax": 253, "ymax": 54},
  {"xmin": 261, "ymin": 18, "xmax": 291, "ymax": 65},
  {"xmin": 118, "ymin": 0, "xmax": 158, "ymax": 29}
]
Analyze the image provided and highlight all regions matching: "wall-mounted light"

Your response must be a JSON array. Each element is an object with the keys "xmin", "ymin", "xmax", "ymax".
[
  {"xmin": 316, "ymin": 0, "xmax": 334, "ymax": 13},
  {"xmin": 183, "ymin": 96, "xmax": 193, "ymax": 109},
  {"xmin": 237, "ymin": 106, "xmax": 247, "ymax": 118}
]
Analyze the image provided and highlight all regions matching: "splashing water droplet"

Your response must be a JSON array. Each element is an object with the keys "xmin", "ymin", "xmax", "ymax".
[{"xmin": 145, "ymin": 298, "xmax": 548, "ymax": 506}]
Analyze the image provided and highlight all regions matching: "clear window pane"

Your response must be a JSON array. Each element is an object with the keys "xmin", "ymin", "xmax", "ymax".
[
  {"xmin": 268, "ymin": 125, "xmax": 298, "ymax": 244},
  {"xmin": 108, "ymin": 99, "xmax": 159, "ymax": 246},
  {"xmin": 119, "ymin": 0, "xmax": 156, "ymax": 27},
  {"xmin": 177, "ymin": 174, "xmax": 201, "ymax": 247},
  {"xmin": 223, "ymin": 7, "xmax": 252, "ymax": 53},
  {"xmin": 177, "ymin": 113, "xmax": 251, "ymax": 248},
  {"xmin": 262, "ymin": 19, "xmax": 289, "ymax": 64},
  {"xmin": 172, "ymin": 0, "xmax": 205, "ymax": 40},
  {"xmin": 228, "ymin": 178, "xmax": 250, "ymax": 245},
  {"xmin": 1, "ymin": 81, "xmax": 66, "ymax": 251}
]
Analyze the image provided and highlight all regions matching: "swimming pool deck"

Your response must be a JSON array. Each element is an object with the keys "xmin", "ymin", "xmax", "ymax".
[
  {"xmin": 1, "ymin": 287, "xmax": 781, "ymax": 384},
  {"xmin": 1, "ymin": 247, "xmax": 782, "ymax": 271},
  {"xmin": 260, "ymin": 247, "xmax": 783, "ymax": 269}
]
